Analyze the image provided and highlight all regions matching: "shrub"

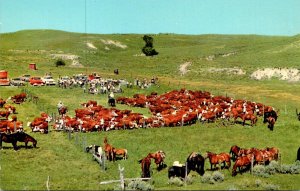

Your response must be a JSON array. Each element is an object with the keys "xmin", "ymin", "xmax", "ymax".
[
  {"xmin": 212, "ymin": 171, "xmax": 225, "ymax": 182},
  {"xmin": 168, "ymin": 177, "xmax": 183, "ymax": 187},
  {"xmin": 185, "ymin": 175, "xmax": 194, "ymax": 185},
  {"xmin": 55, "ymin": 59, "xmax": 66, "ymax": 67},
  {"xmin": 255, "ymin": 179, "xmax": 262, "ymax": 187},
  {"xmin": 280, "ymin": 164, "xmax": 292, "ymax": 174},
  {"xmin": 265, "ymin": 161, "xmax": 279, "ymax": 175},
  {"xmin": 201, "ymin": 173, "xmax": 212, "ymax": 184},
  {"xmin": 263, "ymin": 183, "xmax": 280, "ymax": 190},
  {"xmin": 253, "ymin": 165, "xmax": 270, "ymax": 178},
  {"xmin": 127, "ymin": 180, "xmax": 154, "ymax": 191}
]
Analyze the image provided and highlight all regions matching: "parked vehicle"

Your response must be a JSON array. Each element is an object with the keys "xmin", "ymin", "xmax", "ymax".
[
  {"xmin": 20, "ymin": 74, "xmax": 31, "ymax": 82},
  {"xmin": 10, "ymin": 77, "xmax": 25, "ymax": 86},
  {"xmin": 42, "ymin": 76, "xmax": 56, "ymax": 86},
  {"xmin": 29, "ymin": 76, "xmax": 45, "ymax": 86}
]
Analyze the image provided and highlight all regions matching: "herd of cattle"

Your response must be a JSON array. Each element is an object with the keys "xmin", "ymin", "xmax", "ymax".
[
  {"xmin": 0, "ymin": 89, "xmax": 280, "ymax": 134},
  {"xmin": 0, "ymin": 89, "xmax": 298, "ymax": 181}
]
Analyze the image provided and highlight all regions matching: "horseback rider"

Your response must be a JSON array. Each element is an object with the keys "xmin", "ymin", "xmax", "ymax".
[{"xmin": 57, "ymin": 101, "xmax": 64, "ymax": 113}]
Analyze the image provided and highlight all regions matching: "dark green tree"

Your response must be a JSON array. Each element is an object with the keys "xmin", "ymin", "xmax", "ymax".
[{"xmin": 142, "ymin": 35, "xmax": 158, "ymax": 56}]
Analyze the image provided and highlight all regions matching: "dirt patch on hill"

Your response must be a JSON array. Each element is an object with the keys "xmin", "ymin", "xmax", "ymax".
[
  {"xmin": 207, "ymin": 67, "xmax": 246, "ymax": 75},
  {"xmin": 250, "ymin": 68, "xmax": 300, "ymax": 82},
  {"xmin": 86, "ymin": 42, "xmax": 97, "ymax": 50},
  {"xmin": 179, "ymin": 62, "xmax": 191, "ymax": 76},
  {"xmin": 100, "ymin": 39, "xmax": 127, "ymax": 49},
  {"xmin": 50, "ymin": 54, "xmax": 83, "ymax": 67}
]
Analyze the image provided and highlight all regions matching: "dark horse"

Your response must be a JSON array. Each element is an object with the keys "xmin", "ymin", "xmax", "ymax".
[
  {"xmin": 138, "ymin": 156, "xmax": 152, "ymax": 178},
  {"xmin": 263, "ymin": 110, "xmax": 278, "ymax": 123},
  {"xmin": 297, "ymin": 147, "xmax": 300, "ymax": 161},
  {"xmin": 296, "ymin": 109, "xmax": 300, "ymax": 121},
  {"xmin": 0, "ymin": 132, "xmax": 37, "ymax": 150},
  {"xmin": 108, "ymin": 98, "xmax": 116, "ymax": 107},
  {"xmin": 58, "ymin": 106, "xmax": 68, "ymax": 117},
  {"xmin": 168, "ymin": 152, "xmax": 205, "ymax": 179}
]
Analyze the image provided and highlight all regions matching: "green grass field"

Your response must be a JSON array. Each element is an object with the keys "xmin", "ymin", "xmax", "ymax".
[{"xmin": 0, "ymin": 30, "xmax": 300, "ymax": 190}]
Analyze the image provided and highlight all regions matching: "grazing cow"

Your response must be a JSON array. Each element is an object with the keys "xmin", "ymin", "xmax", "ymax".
[
  {"xmin": 0, "ymin": 110, "xmax": 10, "ymax": 119},
  {"xmin": 296, "ymin": 109, "xmax": 300, "ymax": 121},
  {"xmin": 138, "ymin": 156, "xmax": 152, "ymax": 178},
  {"xmin": 4, "ymin": 105, "xmax": 16, "ymax": 114}
]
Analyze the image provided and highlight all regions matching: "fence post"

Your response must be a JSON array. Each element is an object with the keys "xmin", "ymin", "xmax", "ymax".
[
  {"xmin": 119, "ymin": 164, "xmax": 125, "ymax": 191},
  {"xmin": 251, "ymin": 155, "xmax": 254, "ymax": 175},
  {"xmin": 101, "ymin": 152, "xmax": 106, "ymax": 171},
  {"xmin": 46, "ymin": 176, "xmax": 50, "ymax": 191},
  {"xmin": 185, "ymin": 162, "xmax": 188, "ymax": 184}
]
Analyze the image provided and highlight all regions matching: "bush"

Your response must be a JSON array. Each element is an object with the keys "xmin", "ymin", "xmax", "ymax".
[
  {"xmin": 168, "ymin": 177, "xmax": 183, "ymax": 187},
  {"xmin": 255, "ymin": 179, "xmax": 262, "ymax": 187},
  {"xmin": 263, "ymin": 183, "xmax": 280, "ymax": 190},
  {"xmin": 253, "ymin": 165, "xmax": 270, "ymax": 178},
  {"xmin": 185, "ymin": 175, "xmax": 194, "ymax": 185},
  {"xmin": 212, "ymin": 171, "xmax": 225, "ymax": 182},
  {"xmin": 55, "ymin": 59, "xmax": 66, "ymax": 67},
  {"xmin": 127, "ymin": 180, "xmax": 154, "ymax": 191},
  {"xmin": 266, "ymin": 161, "xmax": 280, "ymax": 174},
  {"xmin": 201, "ymin": 173, "xmax": 212, "ymax": 184},
  {"xmin": 280, "ymin": 164, "xmax": 292, "ymax": 174}
]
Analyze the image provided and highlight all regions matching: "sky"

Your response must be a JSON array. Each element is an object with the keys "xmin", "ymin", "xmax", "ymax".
[{"xmin": 0, "ymin": 0, "xmax": 299, "ymax": 36}]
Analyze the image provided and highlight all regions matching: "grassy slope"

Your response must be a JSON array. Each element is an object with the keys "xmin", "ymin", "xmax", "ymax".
[{"xmin": 0, "ymin": 30, "xmax": 300, "ymax": 190}]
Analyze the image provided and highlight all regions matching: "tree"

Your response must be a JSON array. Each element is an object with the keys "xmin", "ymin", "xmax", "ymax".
[
  {"xmin": 55, "ymin": 59, "xmax": 66, "ymax": 67},
  {"xmin": 142, "ymin": 35, "xmax": 158, "ymax": 56}
]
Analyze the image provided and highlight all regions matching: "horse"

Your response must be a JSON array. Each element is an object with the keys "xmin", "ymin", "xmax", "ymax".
[
  {"xmin": 266, "ymin": 116, "xmax": 276, "ymax": 131},
  {"xmin": 147, "ymin": 150, "xmax": 166, "ymax": 170},
  {"xmin": 0, "ymin": 132, "xmax": 36, "ymax": 150},
  {"xmin": 138, "ymin": 156, "xmax": 152, "ymax": 178},
  {"xmin": 229, "ymin": 145, "xmax": 241, "ymax": 161},
  {"xmin": 103, "ymin": 137, "xmax": 114, "ymax": 161},
  {"xmin": 296, "ymin": 109, "xmax": 300, "ymax": 121},
  {"xmin": 263, "ymin": 110, "xmax": 278, "ymax": 123},
  {"xmin": 108, "ymin": 98, "xmax": 116, "ymax": 107},
  {"xmin": 112, "ymin": 148, "xmax": 128, "ymax": 160},
  {"xmin": 232, "ymin": 154, "xmax": 253, "ymax": 176},
  {"xmin": 58, "ymin": 106, "xmax": 68, "ymax": 117},
  {"xmin": 186, "ymin": 152, "xmax": 205, "ymax": 176},
  {"xmin": 297, "ymin": 147, "xmax": 300, "ymax": 161},
  {"xmin": 205, "ymin": 151, "xmax": 231, "ymax": 170},
  {"xmin": 0, "ymin": 132, "xmax": 18, "ymax": 150},
  {"xmin": 14, "ymin": 131, "xmax": 37, "ymax": 149}
]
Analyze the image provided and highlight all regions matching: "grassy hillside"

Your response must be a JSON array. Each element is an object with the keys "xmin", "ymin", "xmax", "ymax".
[{"xmin": 0, "ymin": 30, "xmax": 300, "ymax": 190}]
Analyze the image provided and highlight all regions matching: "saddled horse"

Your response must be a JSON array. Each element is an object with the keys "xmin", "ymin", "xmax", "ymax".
[
  {"xmin": 232, "ymin": 154, "xmax": 253, "ymax": 176},
  {"xmin": 108, "ymin": 98, "xmax": 116, "ymax": 107},
  {"xmin": 58, "ymin": 106, "xmax": 68, "ymax": 117},
  {"xmin": 186, "ymin": 152, "xmax": 205, "ymax": 176},
  {"xmin": 205, "ymin": 151, "xmax": 231, "ymax": 170},
  {"xmin": 112, "ymin": 147, "xmax": 128, "ymax": 160},
  {"xmin": 147, "ymin": 150, "xmax": 166, "ymax": 170},
  {"xmin": 138, "ymin": 156, "xmax": 152, "ymax": 178},
  {"xmin": 0, "ymin": 132, "xmax": 37, "ymax": 150}
]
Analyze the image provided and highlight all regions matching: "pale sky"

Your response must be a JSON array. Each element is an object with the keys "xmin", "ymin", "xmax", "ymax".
[{"xmin": 0, "ymin": 0, "xmax": 299, "ymax": 35}]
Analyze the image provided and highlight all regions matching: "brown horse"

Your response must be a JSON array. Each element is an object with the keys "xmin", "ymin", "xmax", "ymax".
[
  {"xmin": 205, "ymin": 151, "xmax": 231, "ymax": 170},
  {"xmin": 58, "ymin": 106, "xmax": 68, "ymax": 117},
  {"xmin": 0, "ymin": 132, "xmax": 37, "ymax": 150},
  {"xmin": 229, "ymin": 145, "xmax": 241, "ymax": 161},
  {"xmin": 15, "ymin": 131, "xmax": 37, "ymax": 148},
  {"xmin": 147, "ymin": 150, "xmax": 166, "ymax": 170},
  {"xmin": 103, "ymin": 137, "xmax": 114, "ymax": 161},
  {"xmin": 232, "ymin": 154, "xmax": 253, "ymax": 176},
  {"xmin": 112, "ymin": 148, "xmax": 128, "ymax": 160},
  {"xmin": 138, "ymin": 156, "xmax": 152, "ymax": 178}
]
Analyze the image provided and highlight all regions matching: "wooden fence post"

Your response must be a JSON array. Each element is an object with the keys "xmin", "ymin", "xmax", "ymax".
[
  {"xmin": 251, "ymin": 155, "xmax": 254, "ymax": 175},
  {"xmin": 119, "ymin": 164, "xmax": 125, "ymax": 191},
  {"xmin": 185, "ymin": 162, "xmax": 188, "ymax": 183},
  {"xmin": 46, "ymin": 176, "xmax": 50, "ymax": 191}
]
